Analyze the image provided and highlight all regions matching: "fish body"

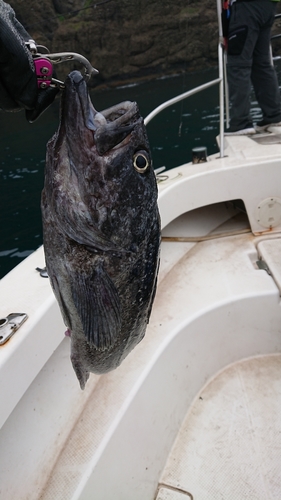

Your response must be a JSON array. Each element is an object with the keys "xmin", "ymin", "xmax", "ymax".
[{"xmin": 42, "ymin": 71, "xmax": 160, "ymax": 389}]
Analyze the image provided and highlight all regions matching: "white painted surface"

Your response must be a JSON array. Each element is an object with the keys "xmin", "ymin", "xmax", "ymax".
[
  {"xmin": 39, "ymin": 233, "xmax": 280, "ymax": 500},
  {"xmin": 0, "ymin": 131, "xmax": 280, "ymax": 499},
  {"xmin": 160, "ymin": 355, "xmax": 281, "ymax": 500},
  {"xmin": 0, "ymin": 246, "xmax": 65, "ymax": 428}
]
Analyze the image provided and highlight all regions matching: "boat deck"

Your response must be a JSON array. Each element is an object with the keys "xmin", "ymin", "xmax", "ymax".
[
  {"xmin": 0, "ymin": 128, "xmax": 281, "ymax": 499},
  {"xmin": 156, "ymin": 353, "xmax": 281, "ymax": 500},
  {"xmin": 28, "ymin": 213, "xmax": 281, "ymax": 499}
]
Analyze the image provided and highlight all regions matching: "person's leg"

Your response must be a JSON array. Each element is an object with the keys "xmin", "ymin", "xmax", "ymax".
[
  {"xmin": 251, "ymin": 2, "xmax": 281, "ymax": 125},
  {"xmin": 227, "ymin": 65, "xmax": 253, "ymax": 131},
  {"xmin": 227, "ymin": 3, "xmax": 259, "ymax": 131}
]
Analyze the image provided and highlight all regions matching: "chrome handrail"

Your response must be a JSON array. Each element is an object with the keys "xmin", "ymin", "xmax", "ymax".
[
  {"xmin": 218, "ymin": 43, "xmax": 225, "ymax": 156},
  {"xmin": 144, "ymin": 0, "xmax": 227, "ymax": 158},
  {"xmin": 144, "ymin": 2, "xmax": 280, "ymax": 161},
  {"xmin": 144, "ymin": 45, "xmax": 225, "ymax": 158},
  {"xmin": 271, "ymin": 14, "xmax": 281, "ymax": 61},
  {"xmin": 143, "ymin": 78, "xmax": 221, "ymax": 125}
]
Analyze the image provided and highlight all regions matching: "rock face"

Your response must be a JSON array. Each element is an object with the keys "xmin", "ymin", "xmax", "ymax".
[{"xmin": 9, "ymin": 0, "xmax": 281, "ymax": 88}]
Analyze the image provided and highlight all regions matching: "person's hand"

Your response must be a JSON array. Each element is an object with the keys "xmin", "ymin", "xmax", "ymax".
[{"xmin": 0, "ymin": 1, "xmax": 59, "ymax": 121}]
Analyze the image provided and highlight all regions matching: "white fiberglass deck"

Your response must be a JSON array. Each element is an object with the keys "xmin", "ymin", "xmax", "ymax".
[
  {"xmin": 0, "ymin": 130, "xmax": 281, "ymax": 499},
  {"xmin": 1, "ymin": 216, "xmax": 279, "ymax": 500},
  {"xmin": 156, "ymin": 354, "xmax": 281, "ymax": 500}
]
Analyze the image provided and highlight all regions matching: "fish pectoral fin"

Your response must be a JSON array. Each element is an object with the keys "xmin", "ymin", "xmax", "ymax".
[
  {"xmin": 71, "ymin": 264, "xmax": 121, "ymax": 351},
  {"xmin": 50, "ymin": 274, "xmax": 73, "ymax": 330},
  {"xmin": 58, "ymin": 211, "xmax": 118, "ymax": 253}
]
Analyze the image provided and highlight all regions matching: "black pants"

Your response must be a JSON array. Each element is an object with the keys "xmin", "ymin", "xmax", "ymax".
[{"xmin": 227, "ymin": 0, "xmax": 281, "ymax": 130}]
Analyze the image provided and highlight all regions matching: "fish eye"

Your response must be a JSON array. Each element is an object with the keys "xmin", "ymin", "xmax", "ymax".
[{"xmin": 133, "ymin": 151, "xmax": 150, "ymax": 173}]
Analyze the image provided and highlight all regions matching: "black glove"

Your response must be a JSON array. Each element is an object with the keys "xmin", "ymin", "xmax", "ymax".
[{"xmin": 0, "ymin": 1, "xmax": 59, "ymax": 121}]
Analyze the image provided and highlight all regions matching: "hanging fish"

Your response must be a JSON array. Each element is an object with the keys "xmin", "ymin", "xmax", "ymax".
[{"xmin": 42, "ymin": 71, "xmax": 160, "ymax": 389}]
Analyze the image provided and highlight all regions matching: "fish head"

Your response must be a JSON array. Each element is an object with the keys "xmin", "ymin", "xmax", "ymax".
[
  {"xmin": 53, "ymin": 69, "xmax": 153, "ymax": 191},
  {"xmin": 45, "ymin": 70, "xmax": 157, "ymax": 250}
]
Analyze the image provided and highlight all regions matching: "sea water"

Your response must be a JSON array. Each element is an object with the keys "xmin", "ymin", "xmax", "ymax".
[{"xmin": 0, "ymin": 64, "xmax": 277, "ymax": 278}]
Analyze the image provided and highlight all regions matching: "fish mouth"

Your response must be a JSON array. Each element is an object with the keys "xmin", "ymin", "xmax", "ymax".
[{"xmin": 61, "ymin": 70, "xmax": 140, "ymax": 155}]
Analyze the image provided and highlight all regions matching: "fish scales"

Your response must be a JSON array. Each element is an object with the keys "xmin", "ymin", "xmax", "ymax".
[{"xmin": 42, "ymin": 70, "xmax": 160, "ymax": 389}]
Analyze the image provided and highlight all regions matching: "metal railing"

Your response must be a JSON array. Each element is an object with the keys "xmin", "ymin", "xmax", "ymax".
[
  {"xmin": 144, "ymin": 0, "xmax": 226, "ymax": 158},
  {"xmin": 271, "ymin": 15, "xmax": 281, "ymax": 61},
  {"xmin": 143, "ymin": 77, "xmax": 222, "ymax": 125},
  {"xmin": 144, "ymin": 3, "xmax": 280, "ymax": 161}
]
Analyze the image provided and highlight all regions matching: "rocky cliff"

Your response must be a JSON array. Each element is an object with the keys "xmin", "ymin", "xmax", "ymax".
[{"xmin": 8, "ymin": 0, "xmax": 281, "ymax": 88}]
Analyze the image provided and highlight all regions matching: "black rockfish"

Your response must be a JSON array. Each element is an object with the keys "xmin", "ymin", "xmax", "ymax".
[{"xmin": 42, "ymin": 71, "xmax": 160, "ymax": 389}]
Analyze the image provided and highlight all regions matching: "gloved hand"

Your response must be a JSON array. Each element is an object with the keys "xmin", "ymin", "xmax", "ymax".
[{"xmin": 0, "ymin": 0, "xmax": 59, "ymax": 121}]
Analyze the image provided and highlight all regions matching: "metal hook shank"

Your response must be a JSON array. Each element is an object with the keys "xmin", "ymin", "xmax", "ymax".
[{"xmin": 40, "ymin": 52, "xmax": 99, "ymax": 81}]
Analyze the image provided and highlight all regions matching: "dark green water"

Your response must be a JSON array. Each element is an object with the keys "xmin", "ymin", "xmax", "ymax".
[{"xmin": 0, "ymin": 64, "xmax": 269, "ymax": 279}]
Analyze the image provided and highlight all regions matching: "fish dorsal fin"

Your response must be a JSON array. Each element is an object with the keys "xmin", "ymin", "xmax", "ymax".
[{"xmin": 71, "ymin": 263, "xmax": 121, "ymax": 351}]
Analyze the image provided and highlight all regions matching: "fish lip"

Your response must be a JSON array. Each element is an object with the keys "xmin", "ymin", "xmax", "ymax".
[
  {"xmin": 93, "ymin": 101, "xmax": 140, "ymax": 155},
  {"xmin": 63, "ymin": 71, "xmax": 139, "ymax": 153},
  {"xmin": 63, "ymin": 70, "xmax": 91, "ymax": 125},
  {"xmin": 100, "ymin": 101, "xmax": 139, "ymax": 128}
]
